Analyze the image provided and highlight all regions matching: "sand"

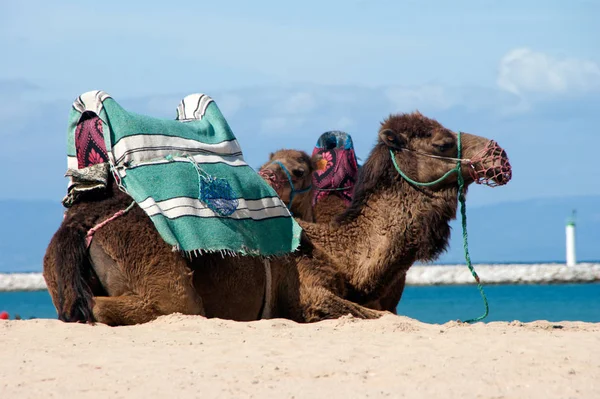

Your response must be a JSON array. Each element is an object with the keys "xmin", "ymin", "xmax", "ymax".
[{"xmin": 1, "ymin": 314, "xmax": 598, "ymax": 398}]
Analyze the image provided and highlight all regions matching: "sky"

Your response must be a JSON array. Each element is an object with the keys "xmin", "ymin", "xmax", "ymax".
[{"xmin": 1, "ymin": 0, "xmax": 599, "ymax": 207}]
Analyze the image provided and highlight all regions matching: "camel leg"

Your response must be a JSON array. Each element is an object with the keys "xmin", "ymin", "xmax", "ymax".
[
  {"xmin": 92, "ymin": 294, "xmax": 204, "ymax": 326},
  {"xmin": 295, "ymin": 256, "xmax": 387, "ymax": 322},
  {"xmin": 89, "ymin": 239, "xmax": 205, "ymax": 326},
  {"xmin": 299, "ymin": 284, "xmax": 386, "ymax": 322},
  {"xmin": 92, "ymin": 281, "xmax": 205, "ymax": 326},
  {"xmin": 377, "ymin": 273, "xmax": 407, "ymax": 314}
]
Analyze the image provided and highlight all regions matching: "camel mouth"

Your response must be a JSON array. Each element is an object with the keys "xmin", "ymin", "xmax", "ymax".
[
  {"xmin": 258, "ymin": 167, "xmax": 299, "ymax": 192},
  {"xmin": 258, "ymin": 168, "xmax": 284, "ymax": 190},
  {"xmin": 468, "ymin": 141, "xmax": 512, "ymax": 187}
]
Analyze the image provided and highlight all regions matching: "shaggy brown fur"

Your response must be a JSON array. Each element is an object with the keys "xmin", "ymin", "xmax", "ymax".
[
  {"xmin": 298, "ymin": 111, "xmax": 511, "ymax": 313},
  {"xmin": 43, "ymin": 111, "xmax": 510, "ymax": 325},
  {"xmin": 259, "ymin": 149, "xmax": 319, "ymax": 222},
  {"xmin": 313, "ymin": 196, "xmax": 348, "ymax": 224},
  {"xmin": 44, "ymin": 180, "xmax": 382, "ymax": 326}
]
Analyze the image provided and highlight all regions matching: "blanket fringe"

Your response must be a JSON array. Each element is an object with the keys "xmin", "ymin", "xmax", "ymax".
[{"xmin": 170, "ymin": 245, "xmax": 301, "ymax": 261}]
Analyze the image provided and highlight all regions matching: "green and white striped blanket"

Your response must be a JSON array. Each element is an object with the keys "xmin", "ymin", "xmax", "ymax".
[{"xmin": 66, "ymin": 90, "xmax": 302, "ymax": 256}]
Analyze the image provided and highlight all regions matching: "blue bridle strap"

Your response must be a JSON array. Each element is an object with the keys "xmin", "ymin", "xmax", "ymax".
[{"xmin": 271, "ymin": 160, "xmax": 311, "ymax": 208}]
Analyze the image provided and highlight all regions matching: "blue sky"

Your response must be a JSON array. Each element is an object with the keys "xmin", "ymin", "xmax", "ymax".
[{"xmin": 1, "ymin": 0, "xmax": 599, "ymax": 207}]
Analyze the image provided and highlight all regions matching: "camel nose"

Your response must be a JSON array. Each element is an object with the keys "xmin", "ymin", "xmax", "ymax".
[
  {"xmin": 292, "ymin": 168, "xmax": 305, "ymax": 178},
  {"xmin": 468, "ymin": 140, "xmax": 512, "ymax": 187}
]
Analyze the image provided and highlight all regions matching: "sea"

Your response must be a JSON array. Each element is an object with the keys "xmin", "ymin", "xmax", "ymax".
[{"xmin": 1, "ymin": 282, "xmax": 599, "ymax": 324}]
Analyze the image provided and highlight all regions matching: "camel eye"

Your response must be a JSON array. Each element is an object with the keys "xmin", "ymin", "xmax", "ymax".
[
  {"xmin": 292, "ymin": 169, "xmax": 305, "ymax": 178},
  {"xmin": 434, "ymin": 142, "xmax": 453, "ymax": 152}
]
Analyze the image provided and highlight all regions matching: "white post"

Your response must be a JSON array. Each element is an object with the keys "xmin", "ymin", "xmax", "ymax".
[{"xmin": 566, "ymin": 210, "xmax": 576, "ymax": 267}]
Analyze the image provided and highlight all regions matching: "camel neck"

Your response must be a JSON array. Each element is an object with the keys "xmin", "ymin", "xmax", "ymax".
[
  {"xmin": 300, "ymin": 164, "xmax": 460, "ymax": 301},
  {"xmin": 290, "ymin": 189, "xmax": 314, "ymax": 222},
  {"xmin": 344, "ymin": 180, "xmax": 459, "ymax": 259}
]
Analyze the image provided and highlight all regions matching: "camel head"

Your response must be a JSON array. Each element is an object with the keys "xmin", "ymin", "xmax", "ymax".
[
  {"xmin": 378, "ymin": 111, "xmax": 512, "ymax": 189},
  {"xmin": 258, "ymin": 149, "xmax": 321, "ymax": 205}
]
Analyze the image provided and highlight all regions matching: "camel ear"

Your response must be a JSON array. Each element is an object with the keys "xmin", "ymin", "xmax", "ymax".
[
  {"xmin": 269, "ymin": 152, "xmax": 275, "ymax": 160},
  {"xmin": 311, "ymin": 153, "xmax": 326, "ymax": 172},
  {"xmin": 379, "ymin": 129, "xmax": 407, "ymax": 149}
]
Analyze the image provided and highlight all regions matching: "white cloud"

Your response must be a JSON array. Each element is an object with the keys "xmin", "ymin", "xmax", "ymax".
[{"xmin": 497, "ymin": 48, "xmax": 600, "ymax": 96}]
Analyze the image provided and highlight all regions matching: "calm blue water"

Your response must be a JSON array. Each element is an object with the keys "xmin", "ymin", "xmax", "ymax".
[
  {"xmin": 1, "ymin": 283, "xmax": 599, "ymax": 323},
  {"xmin": 397, "ymin": 283, "xmax": 600, "ymax": 323}
]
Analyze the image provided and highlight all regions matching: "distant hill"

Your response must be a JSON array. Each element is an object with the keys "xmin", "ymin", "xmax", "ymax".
[{"xmin": 0, "ymin": 196, "xmax": 598, "ymax": 272}]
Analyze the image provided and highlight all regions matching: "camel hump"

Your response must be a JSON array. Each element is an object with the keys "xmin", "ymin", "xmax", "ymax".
[{"xmin": 63, "ymin": 90, "xmax": 302, "ymax": 257}]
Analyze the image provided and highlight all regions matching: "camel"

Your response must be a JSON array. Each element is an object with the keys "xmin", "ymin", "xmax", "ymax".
[
  {"xmin": 258, "ymin": 150, "xmax": 318, "ymax": 222},
  {"xmin": 43, "ymin": 111, "xmax": 511, "ymax": 326},
  {"xmin": 257, "ymin": 120, "xmax": 511, "ymax": 314},
  {"xmin": 257, "ymin": 149, "xmax": 347, "ymax": 229},
  {"xmin": 259, "ymin": 135, "xmax": 359, "ymax": 224},
  {"xmin": 44, "ymin": 176, "xmax": 382, "ymax": 325},
  {"xmin": 257, "ymin": 137, "xmax": 358, "ymax": 225},
  {"xmin": 298, "ymin": 112, "xmax": 511, "ymax": 312}
]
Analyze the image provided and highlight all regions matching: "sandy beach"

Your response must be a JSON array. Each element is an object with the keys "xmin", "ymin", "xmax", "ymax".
[{"xmin": 1, "ymin": 314, "xmax": 598, "ymax": 399}]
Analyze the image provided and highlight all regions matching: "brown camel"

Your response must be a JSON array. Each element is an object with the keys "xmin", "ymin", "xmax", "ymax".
[
  {"xmin": 258, "ymin": 149, "xmax": 318, "ymax": 222},
  {"xmin": 257, "ymin": 149, "xmax": 353, "ymax": 224},
  {"xmin": 298, "ymin": 112, "xmax": 511, "ymax": 312},
  {"xmin": 44, "ymin": 111, "xmax": 510, "ymax": 326},
  {"xmin": 44, "ymin": 177, "xmax": 382, "ymax": 326},
  {"xmin": 257, "ymin": 118, "xmax": 511, "ymax": 314}
]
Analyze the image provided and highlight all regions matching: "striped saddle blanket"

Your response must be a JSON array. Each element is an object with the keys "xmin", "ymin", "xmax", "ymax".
[{"xmin": 64, "ymin": 90, "xmax": 302, "ymax": 256}]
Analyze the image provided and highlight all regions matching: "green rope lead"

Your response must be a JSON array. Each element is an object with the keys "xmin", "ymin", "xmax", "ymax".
[
  {"xmin": 390, "ymin": 152, "xmax": 459, "ymax": 187},
  {"xmin": 390, "ymin": 131, "xmax": 489, "ymax": 323},
  {"xmin": 457, "ymin": 162, "xmax": 489, "ymax": 323}
]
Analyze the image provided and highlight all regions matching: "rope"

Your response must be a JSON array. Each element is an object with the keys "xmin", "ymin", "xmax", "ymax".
[
  {"xmin": 390, "ymin": 150, "xmax": 460, "ymax": 186},
  {"xmin": 85, "ymin": 201, "xmax": 136, "ymax": 248},
  {"xmin": 390, "ymin": 132, "xmax": 489, "ymax": 323},
  {"xmin": 400, "ymin": 146, "xmax": 472, "ymax": 164},
  {"xmin": 270, "ymin": 160, "xmax": 311, "ymax": 209},
  {"xmin": 457, "ymin": 169, "xmax": 489, "ymax": 323}
]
